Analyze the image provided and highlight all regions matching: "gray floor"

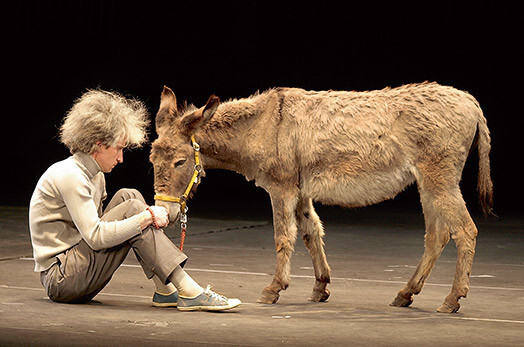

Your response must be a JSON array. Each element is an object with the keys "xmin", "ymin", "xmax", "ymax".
[{"xmin": 1, "ymin": 205, "xmax": 523, "ymax": 346}]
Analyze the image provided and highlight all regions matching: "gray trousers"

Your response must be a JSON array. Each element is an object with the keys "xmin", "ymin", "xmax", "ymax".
[{"xmin": 40, "ymin": 189, "xmax": 187, "ymax": 303}]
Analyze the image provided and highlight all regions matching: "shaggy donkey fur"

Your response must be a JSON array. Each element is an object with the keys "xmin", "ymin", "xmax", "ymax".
[{"xmin": 150, "ymin": 82, "xmax": 493, "ymax": 313}]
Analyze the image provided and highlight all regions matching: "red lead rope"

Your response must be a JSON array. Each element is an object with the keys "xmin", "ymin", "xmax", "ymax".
[
  {"xmin": 179, "ymin": 225, "xmax": 186, "ymax": 251},
  {"xmin": 179, "ymin": 209, "xmax": 188, "ymax": 251},
  {"xmin": 147, "ymin": 206, "xmax": 187, "ymax": 251}
]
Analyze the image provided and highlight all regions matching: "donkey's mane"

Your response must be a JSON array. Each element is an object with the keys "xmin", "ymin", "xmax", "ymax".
[
  {"xmin": 202, "ymin": 88, "xmax": 275, "ymax": 129},
  {"xmin": 178, "ymin": 101, "xmax": 198, "ymax": 115}
]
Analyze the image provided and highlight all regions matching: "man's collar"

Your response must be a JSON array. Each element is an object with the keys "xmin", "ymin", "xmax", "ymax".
[{"xmin": 73, "ymin": 152, "xmax": 102, "ymax": 178}]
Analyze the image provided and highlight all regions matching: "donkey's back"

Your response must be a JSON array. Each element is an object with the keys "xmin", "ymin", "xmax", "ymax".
[{"xmin": 272, "ymin": 82, "xmax": 489, "ymax": 211}]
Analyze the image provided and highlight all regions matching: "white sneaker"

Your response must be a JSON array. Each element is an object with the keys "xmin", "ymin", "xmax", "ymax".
[{"xmin": 177, "ymin": 285, "xmax": 241, "ymax": 311}]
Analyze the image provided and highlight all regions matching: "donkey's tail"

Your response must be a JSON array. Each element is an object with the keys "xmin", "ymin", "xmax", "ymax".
[{"xmin": 476, "ymin": 109, "xmax": 495, "ymax": 217}]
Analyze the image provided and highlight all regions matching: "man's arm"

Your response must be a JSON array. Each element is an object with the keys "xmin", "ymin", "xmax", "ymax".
[{"xmin": 56, "ymin": 173, "xmax": 142, "ymax": 250}]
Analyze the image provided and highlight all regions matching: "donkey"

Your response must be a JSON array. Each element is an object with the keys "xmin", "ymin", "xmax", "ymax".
[{"xmin": 150, "ymin": 82, "xmax": 493, "ymax": 313}]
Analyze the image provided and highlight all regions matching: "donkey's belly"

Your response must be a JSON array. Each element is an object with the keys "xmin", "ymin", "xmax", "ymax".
[{"xmin": 302, "ymin": 168, "xmax": 416, "ymax": 208}]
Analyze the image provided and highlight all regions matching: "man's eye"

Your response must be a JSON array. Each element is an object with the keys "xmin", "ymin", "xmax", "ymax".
[{"xmin": 174, "ymin": 159, "xmax": 187, "ymax": 168}]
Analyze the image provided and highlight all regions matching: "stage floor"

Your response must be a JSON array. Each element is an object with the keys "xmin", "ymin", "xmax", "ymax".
[{"xmin": 1, "ymin": 206, "xmax": 523, "ymax": 346}]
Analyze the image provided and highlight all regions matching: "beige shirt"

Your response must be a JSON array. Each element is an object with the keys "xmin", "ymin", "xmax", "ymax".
[{"xmin": 29, "ymin": 152, "xmax": 142, "ymax": 272}]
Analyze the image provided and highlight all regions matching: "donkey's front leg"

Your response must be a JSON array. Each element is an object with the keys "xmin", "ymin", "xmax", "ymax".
[
  {"xmin": 257, "ymin": 188, "xmax": 299, "ymax": 304},
  {"xmin": 297, "ymin": 197, "xmax": 331, "ymax": 302}
]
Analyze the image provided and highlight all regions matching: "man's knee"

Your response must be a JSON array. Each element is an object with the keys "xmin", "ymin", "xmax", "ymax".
[
  {"xmin": 114, "ymin": 188, "xmax": 145, "ymax": 202},
  {"xmin": 123, "ymin": 198, "xmax": 147, "ymax": 218}
]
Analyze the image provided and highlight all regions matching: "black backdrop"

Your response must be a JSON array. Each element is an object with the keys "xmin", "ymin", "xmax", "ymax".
[{"xmin": 4, "ymin": 1, "xmax": 523, "ymax": 218}]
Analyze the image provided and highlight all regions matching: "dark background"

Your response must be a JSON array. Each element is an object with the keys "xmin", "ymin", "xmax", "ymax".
[{"xmin": 4, "ymin": 1, "xmax": 523, "ymax": 219}]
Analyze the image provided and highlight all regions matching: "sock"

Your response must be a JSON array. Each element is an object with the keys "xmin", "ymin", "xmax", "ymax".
[
  {"xmin": 168, "ymin": 266, "xmax": 204, "ymax": 298},
  {"xmin": 152, "ymin": 275, "xmax": 177, "ymax": 295}
]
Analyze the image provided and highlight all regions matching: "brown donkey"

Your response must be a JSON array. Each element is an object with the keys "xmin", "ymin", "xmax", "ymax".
[{"xmin": 150, "ymin": 82, "xmax": 493, "ymax": 313}]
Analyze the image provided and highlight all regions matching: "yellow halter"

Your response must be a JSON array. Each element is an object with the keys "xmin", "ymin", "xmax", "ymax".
[{"xmin": 154, "ymin": 135, "xmax": 202, "ymax": 213}]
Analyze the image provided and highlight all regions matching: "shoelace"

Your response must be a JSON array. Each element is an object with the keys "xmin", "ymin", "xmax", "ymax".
[{"xmin": 204, "ymin": 285, "xmax": 228, "ymax": 302}]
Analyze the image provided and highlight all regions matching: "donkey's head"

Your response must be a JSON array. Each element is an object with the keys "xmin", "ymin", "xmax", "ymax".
[{"xmin": 150, "ymin": 86, "xmax": 220, "ymax": 222}]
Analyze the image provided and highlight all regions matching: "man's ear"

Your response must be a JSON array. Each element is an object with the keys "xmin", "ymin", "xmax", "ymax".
[
  {"xmin": 181, "ymin": 94, "xmax": 220, "ymax": 133},
  {"xmin": 156, "ymin": 86, "xmax": 178, "ymax": 131},
  {"xmin": 92, "ymin": 141, "xmax": 105, "ymax": 154}
]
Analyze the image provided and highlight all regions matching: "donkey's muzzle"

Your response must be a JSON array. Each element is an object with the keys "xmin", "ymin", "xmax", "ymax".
[{"xmin": 155, "ymin": 200, "xmax": 181, "ymax": 225}]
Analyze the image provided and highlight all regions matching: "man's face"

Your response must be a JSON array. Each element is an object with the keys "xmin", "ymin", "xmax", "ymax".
[{"xmin": 92, "ymin": 137, "xmax": 126, "ymax": 173}]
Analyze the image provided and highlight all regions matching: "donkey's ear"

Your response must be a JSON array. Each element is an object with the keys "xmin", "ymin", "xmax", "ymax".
[
  {"xmin": 181, "ymin": 94, "xmax": 220, "ymax": 133},
  {"xmin": 202, "ymin": 94, "xmax": 220, "ymax": 123},
  {"xmin": 156, "ymin": 86, "xmax": 178, "ymax": 131},
  {"xmin": 159, "ymin": 86, "xmax": 178, "ymax": 114}
]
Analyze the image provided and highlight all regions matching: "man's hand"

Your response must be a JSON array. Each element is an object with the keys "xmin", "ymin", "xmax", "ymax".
[
  {"xmin": 149, "ymin": 206, "xmax": 169, "ymax": 228},
  {"xmin": 140, "ymin": 206, "xmax": 169, "ymax": 230}
]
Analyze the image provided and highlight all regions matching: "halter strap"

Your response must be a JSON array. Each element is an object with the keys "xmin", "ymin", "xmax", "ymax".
[{"xmin": 154, "ymin": 135, "xmax": 202, "ymax": 213}]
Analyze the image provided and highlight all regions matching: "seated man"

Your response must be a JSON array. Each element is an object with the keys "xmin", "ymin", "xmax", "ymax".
[{"xmin": 29, "ymin": 89, "xmax": 240, "ymax": 311}]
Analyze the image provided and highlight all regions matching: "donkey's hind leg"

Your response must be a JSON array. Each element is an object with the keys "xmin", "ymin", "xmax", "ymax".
[
  {"xmin": 436, "ymin": 194, "xmax": 478, "ymax": 313},
  {"xmin": 297, "ymin": 197, "xmax": 331, "ymax": 302},
  {"xmin": 391, "ymin": 193, "xmax": 450, "ymax": 308},
  {"xmin": 392, "ymin": 163, "xmax": 478, "ymax": 313},
  {"xmin": 257, "ymin": 187, "xmax": 299, "ymax": 304}
]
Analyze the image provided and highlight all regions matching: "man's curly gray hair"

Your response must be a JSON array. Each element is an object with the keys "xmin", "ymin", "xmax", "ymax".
[{"xmin": 59, "ymin": 89, "xmax": 150, "ymax": 154}]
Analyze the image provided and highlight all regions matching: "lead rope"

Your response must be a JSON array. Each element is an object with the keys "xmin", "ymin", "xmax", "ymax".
[{"xmin": 179, "ymin": 206, "xmax": 188, "ymax": 251}]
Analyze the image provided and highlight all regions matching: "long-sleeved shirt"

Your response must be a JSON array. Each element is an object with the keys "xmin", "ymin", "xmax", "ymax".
[{"xmin": 29, "ymin": 152, "xmax": 142, "ymax": 272}]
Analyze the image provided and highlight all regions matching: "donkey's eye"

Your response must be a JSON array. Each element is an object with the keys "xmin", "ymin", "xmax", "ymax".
[{"xmin": 173, "ymin": 158, "xmax": 187, "ymax": 168}]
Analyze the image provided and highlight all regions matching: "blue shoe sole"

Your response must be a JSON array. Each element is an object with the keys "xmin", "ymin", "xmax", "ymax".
[{"xmin": 152, "ymin": 291, "xmax": 179, "ymax": 307}]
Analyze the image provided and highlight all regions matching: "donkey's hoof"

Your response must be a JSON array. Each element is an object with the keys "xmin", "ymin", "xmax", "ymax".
[
  {"xmin": 309, "ymin": 288, "xmax": 330, "ymax": 302},
  {"xmin": 257, "ymin": 290, "xmax": 280, "ymax": 304},
  {"xmin": 437, "ymin": 301, "xmax": 460, "ymax": 313},
  {"xmin": 390, "ymin": 293, "xmax": 413, "ymax": 307}
]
